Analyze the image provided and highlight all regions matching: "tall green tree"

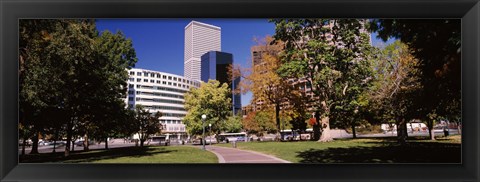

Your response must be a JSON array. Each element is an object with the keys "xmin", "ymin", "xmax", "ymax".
[
  {"xmin": 272, "ymin": 19, "xmax": 374, "ymax": 142},
  {"xmin": 369, "ymin": 41, "xmax": 422, "ymax": 143},
  {"xmin": 369, "ymin": 19, "xmax": 461, "ymax": 137},
  {"xmin": 19, "ymin": 19, "xmax": 137, "ymax": 156},
  {"xmin": 183, "ymin": 80, "xmax": 232, "ymax": 138}
]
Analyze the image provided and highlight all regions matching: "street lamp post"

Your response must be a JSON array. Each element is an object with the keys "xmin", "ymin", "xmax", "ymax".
[
  {"xmin": 208, "ymin": 123, "xmax": 212, "ymax": 145},
  {"xmin": 202, "ymin": 114, "xmax": 206, "ymax": 150}
]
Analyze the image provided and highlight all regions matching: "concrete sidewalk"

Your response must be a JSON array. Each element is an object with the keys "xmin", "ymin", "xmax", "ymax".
[{"xmin": 205, "ymin": 145, "xmax": 291, "ymax": 163}]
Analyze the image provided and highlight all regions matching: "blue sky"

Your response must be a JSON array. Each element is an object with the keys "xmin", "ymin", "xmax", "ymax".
[{"xmin": 96, "ymin": 19, "xmax": 392, "ymax": 107}]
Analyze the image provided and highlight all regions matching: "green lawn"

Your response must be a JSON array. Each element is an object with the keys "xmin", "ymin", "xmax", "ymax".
[
  {"xmin": 217, "ymin": 135, "xmax": 461, "ymax": 163},
  {"xmin": 20, "ymin": 146, "xmax": 218, "ymax": 163}
]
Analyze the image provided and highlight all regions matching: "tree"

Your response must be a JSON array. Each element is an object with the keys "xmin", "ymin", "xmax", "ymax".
[
  {"xmin": 223, "ymin": 115, "xmax": 243, "ymax": 133},
  {"xmin": 243, "ymin": 36, "xmax": 301, "ymax": 138},
  {"xmin": 272, "ymin": 19, "xmax": 374, "ymax": 142},
  {"xmin": 242, "ymin": 111, "xmax": 260, "ymax": 134},
  {"xmin": 254, "ymin": 110, "xmax": 278, "ymax": 134},
  {"xmin": 183, "ymin": 80, "xmax": 232, "ymax": 138},
  {"xmin": 19, "ymin": 19, "xmax": 137, "ymax": 156},
  {"xmin": 133, "ymin": 105, "xmax": 162, "ymax": 147},
  {"xmin": 369, "ymin": 19, "xmax": 461, "ymax": 140},
  {"xmin": 369, "ymin": 41, "xmax": 422, "ymax": 143}
]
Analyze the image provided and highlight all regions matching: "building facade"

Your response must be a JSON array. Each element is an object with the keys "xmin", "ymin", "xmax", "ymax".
[
  {"xmin": 126, "ymin": 68, "xmax": 201, "ymax": 141},
  {"xmin": 184, "ymin": 21, "xmax": 221, "ymax": 80},
  {"xmin": 200, "ymin": 51, "xmax": 242, "ymax": 115}
]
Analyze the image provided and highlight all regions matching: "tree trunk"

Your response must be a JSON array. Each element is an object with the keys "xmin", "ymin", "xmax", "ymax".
[
  {"xmin": 457, "ymin": 122, "xmax": 461, "ymax": 135},
  {"xmin": 426, "ymin": 119, "xmax": 436, "ymax": 140},
  {"xmin": 52, "ymin": 129, "xmax": 58, "ymax": 153},
  {"xmin": 318, "ymin": 116, "xmax": 333, "ymax": 142},
  {"xmin": 351, "ymin": 124, "xmax": 357, "ymax": 139},
  {"xmin": 52, "ymin": 140, "xmax": 56, "ymax": 153},
  {"xmin": 105, "ymin": 137, "xmax": 109, "ymax": 150},
  {"xmin": 29, "ymin": 131, "xmax": 39, "ymax": 154},
  {"xmin": 140, "ymin": 139, "xmax": 145, "ymax": 147},
  {"xmin": 65, "ymin": 121, "xmax": 72, "ymax": 157},
  {"xmin": 397, "ymin": 119, "xmax": 407, "ymax": 144},
  {"xmin": 275, "ymin": 104, "xmax": 281, "ymax": 141},
  {"xmin": 71, "ymin": 140, "xmax": 75, "ymax": 152},
  {"xmin": 313, "ymin": 111, "xmax": 321, "ymax": 141},
  {"xmin": 83, "ymin": 134, "xmax": 89, "ymax": 151}
]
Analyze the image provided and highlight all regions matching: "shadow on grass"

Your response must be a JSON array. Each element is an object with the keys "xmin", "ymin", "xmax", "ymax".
[
  {"xmin": 20, "ymin": 146, "xmax": 175, "ymax": 163},
  {"xmin": 296, "ymin": 140, "xmax": 461, "ymax": 163}
]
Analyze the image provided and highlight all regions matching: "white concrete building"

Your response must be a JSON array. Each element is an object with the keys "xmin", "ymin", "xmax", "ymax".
[
  {"xmin": 126, "ymin": 68, "xmax": 201, "ymax": 141},
  {"xmin": 184, "ymin": 21, "xmax": 221, "ymax": 80}
]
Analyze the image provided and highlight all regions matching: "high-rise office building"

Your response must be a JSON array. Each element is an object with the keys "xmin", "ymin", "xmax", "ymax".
[
  {"xmin": 200, "ymin": 51, "xmax": 242, "ymax": 115},
  {"xmin": 184, "ymin": 21, "xmax": 221, "ymax": 80}
]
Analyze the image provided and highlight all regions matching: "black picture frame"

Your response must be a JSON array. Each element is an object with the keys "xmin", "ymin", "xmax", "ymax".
[{"xmin": 1, "ymin": 0, "xmax": 478, "ymax": 181}]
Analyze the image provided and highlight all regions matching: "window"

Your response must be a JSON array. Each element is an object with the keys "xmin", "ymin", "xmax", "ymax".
[
  {"xmin": 163, "ymin": 81, "xmax": 166, "ymax": 85},
  {"xmin": 168, "ymin": 82, "xmax": 172, "ymax": 85},
  {"xmin": 150, "ymin": 80, "xmax": 154, "ymax": 83},
  {"xmin": 137, "ymin": 78, "xmax": 141, "ymax": 82},
  {"xmin": 187, "ymin": 86, "xmax": 189, "ymax": 89},
  {"xmin": 173, "ymin": 83, "xmax": 177, "ymax": 86},
  {"xmin": 144, "ymin": 79, "xmax": 148, "ymax": 82},
  {"xmin": 129, "ymin": 71, "xmax": 135, "ymax": 75},
  {"xmin": 128, "ymin": 84, "xmax": 134, "ymax": 88},
  {"xmin": 129, "ymin": 78, "xmax": 134, "ymax": 82},
  {"xmin": 128, "ymin": 90, "xmax": 134, "ymax": 94},
  {"xmin": 182, "ymin": 79, "xmax": 185, "ymax": 83},
  {"xmin": 144, "ymin": 72, "xmax": 148, "ymax": 77},
  {"xmin": 150, "ymin": 74, "xmax": 154, "ymax": 78},
  {"xmin": 137, "ymin": 72, "xmax": 141, "ymax": 76},
  {"xmin": 187, "ymin": 80, "xmax": 190, "ymax": 84},
  {"xmin": 173, "ymin": 77, "xmax": 177, "ymax": 81},
  {"xmin": 156, "ymin": 80, "xmax": 161, "ymax": 84},
  {"xmin": 136, "ymin": 85, "xmax": 141, "ymax": 88},
  {"xmin": 157, "ymin": 74, "xmax": 161, "ymax": 78},
  {"xmin": 136, "ymin": 97, "xmax": 140, "ymax": 101},
  {"xmin": 163, "ymin": 75, "xmax": 167, "ymax": 79},
  {"xmin": 128, "ymin": 97, "xmax": 134, "ymax": 101},
  {"xmin": 168, "ymin": 76, "xmax": 172, "ymax": 80}
]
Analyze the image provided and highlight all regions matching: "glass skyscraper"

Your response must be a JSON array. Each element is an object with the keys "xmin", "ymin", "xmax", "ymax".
[{"xmin": 200, "ymin": 51, "xmax": 242, "ymax": 115}]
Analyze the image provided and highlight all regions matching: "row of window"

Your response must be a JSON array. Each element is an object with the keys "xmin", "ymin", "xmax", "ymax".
[
  {"xmin": 129, "ymin": 71, "xmax": 195, "ymax": 84},
  {"xmin": 129, "ymin": 78, "xmax": 194, "ymax": 89},
  {"xmin": 135, "ymin": 91, "xmax": 184, "ymax": 99},
  {"xmin": 134, "ymin": 97, "xmax": 184, "ymax": 105},
  {"xmin": 162, "ymin": 113, "xmax": 186, "ymax": 117},
  {"xmin": 143, "ymin": 105, "xmax": 186, "ymax": 111},
  {"xmin": 165, "ymin": 126, "xmax": 185, "ymax": 132},
  {"xmin": 136, "ymin": 85, "xmax": 188, "ymax": 94},
  {"xmin": 160, "ymin": 120, "xmax": 182, "ymax": 124}
]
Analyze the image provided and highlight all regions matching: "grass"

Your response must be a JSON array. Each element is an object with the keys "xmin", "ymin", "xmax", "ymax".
[
  {"xmin": 217, "ymin": 135, "xmax": 461, "ymax": 163},
  {"xmin": 20, "ymin": 146, "xmax": 218, "ymax": 163}
]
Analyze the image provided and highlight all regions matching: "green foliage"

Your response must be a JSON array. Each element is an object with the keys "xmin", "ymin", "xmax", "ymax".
[
  {"xmin": 19, "ymin": 19, "xmax": 138, "ymax": 154},
  {"xmin": 223, "ymin": 115, "xmax": 243, "ymax": 133},
  {"xmin": 133, "ymin": 105, "xmax": 162, "ymax": 146},
  {"xmin": 183, "ymin": 80, "xmax": 233, "ymax": 136},
  {"xmin": 271, "ymin": 19, "xmax": 375, "ymax": 141},
  {"xmin": 255, "ymin": 110, "xmax": 278, "ymax": 133},
  {"xmin": 369, "ymin": 19, "xmax": 461, "ymax": 123}
]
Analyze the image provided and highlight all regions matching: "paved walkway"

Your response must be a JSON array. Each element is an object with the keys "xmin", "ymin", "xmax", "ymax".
[{"xmin": 204, "ymin": 145, "xmax": 291, "ymax": 163}]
